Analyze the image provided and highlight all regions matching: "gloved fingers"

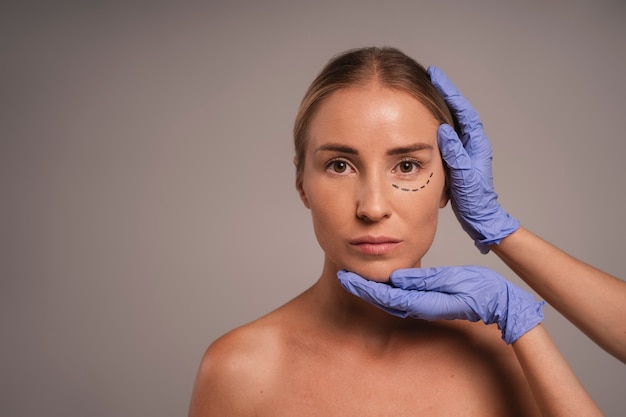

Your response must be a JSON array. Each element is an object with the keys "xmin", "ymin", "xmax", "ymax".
[
  {"xmin": 337, "ymin": 270, "xmax": 414, "ymax": 317},
  {"xmin": 389, "ymin": 267, "xmax": 443, "ymax": 290},
  {"xmin": 403, "ymin": 292, "xmax": 479, "ymax": 321},
  {"xmin": 437, "ymin": 124, "xmax": 472, "ymax": 171},
  {"xmin": 428, "ymin": 66, "xmax": 493, "ymax": 162},
  {"xmin": 391, "ymin": 267, "xmax": 472, "ymax": 293},
  {"xmin": 338, "ymin": 270, "xmax": 481, "ymax": 322},
  {"xmin": 390, "ymin": 266, "xmax": 495, "ymax": 293}
]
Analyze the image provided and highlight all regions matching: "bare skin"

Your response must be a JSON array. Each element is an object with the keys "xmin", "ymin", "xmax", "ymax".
[
  {"xmin": 430, "ymin": 65, "xmax": 626, "ymax": 364},
  {"xmin": 493, "ymin": 227, "xmax": 626, "ymax": 363},
  {"xmin": 189, "ymin": 263, "xmax": 541, "ymax": 416},
  {"xmin": 189, "ymin": 84, "xmax": 578, "ymax": 416}
]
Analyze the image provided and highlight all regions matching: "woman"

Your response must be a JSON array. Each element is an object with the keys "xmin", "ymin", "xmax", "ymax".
[{"xmin": 188, "ymin": 47, "xmax": 603, "ymax": 416}]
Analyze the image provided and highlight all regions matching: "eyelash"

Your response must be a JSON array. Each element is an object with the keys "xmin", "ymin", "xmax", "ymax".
[
  {"xmin": 325, "ymin": 158, "xmax": 355, "ymax": 175},
  {"xmin": 393, "ymin": 158, "xmax": 423, "ymax": 175},
  {"xmin": 324, "ymin": 157, "xmax": 423, "ymax": 176}
]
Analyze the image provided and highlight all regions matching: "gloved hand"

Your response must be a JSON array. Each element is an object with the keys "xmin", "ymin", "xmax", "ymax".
[
  {"xmin": 428, "ymin": 66, "xmax": 520, "ymax": 253},
  {"xmin": 337, "ymin": 267, "xmax": 545, "ymax": 344}
]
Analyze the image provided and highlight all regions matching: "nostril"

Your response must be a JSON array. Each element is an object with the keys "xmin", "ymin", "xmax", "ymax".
[
  {"xmin": 355, "ymin": 178, "xmax": 393, "ymax": 221},
  {"xmin": 356, "ymin": 198, "xmax": 392, "ymax": 222}
]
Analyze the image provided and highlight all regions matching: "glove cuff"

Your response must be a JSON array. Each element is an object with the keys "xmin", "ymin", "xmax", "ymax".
[
  {"xmin": 502, "ymin": 295, "xmax": 546, "ymax": 344},
  {"xmin": 475, "ymin": 212, "xmax": 521, "ymax": 254}
]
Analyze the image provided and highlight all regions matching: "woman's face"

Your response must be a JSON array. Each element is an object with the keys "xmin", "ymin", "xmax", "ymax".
[{"xmin": 297, "ymin": 84, "xmax": 448, "ymax": 282}]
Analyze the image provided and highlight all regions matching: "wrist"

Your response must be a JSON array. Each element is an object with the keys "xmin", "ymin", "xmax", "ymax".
[
  {"xmin": 501, "ymin": 285, "xmax": 545, "ymax": 344},
  {"xmin": 473, "ymin": 209, "xmax": 520, "ymax": 254}
]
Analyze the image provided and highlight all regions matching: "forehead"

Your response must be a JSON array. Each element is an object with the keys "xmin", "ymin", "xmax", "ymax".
[{"xmin": 307, "ymin": 85, "xmax": 440, "ymax": 150}]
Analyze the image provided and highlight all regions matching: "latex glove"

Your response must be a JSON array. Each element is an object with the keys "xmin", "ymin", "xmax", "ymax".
[
  {"xmin": 428, "ymin": 66, "xmax": 520, "ymax": 253},
  {"xmin": 337, "ymin": 267, "xmax": 545, "ymax": 344}
]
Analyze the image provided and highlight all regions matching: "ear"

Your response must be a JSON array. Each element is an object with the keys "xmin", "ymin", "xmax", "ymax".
[
  {"xmin": 439, "ymin": 161, "xmax": 450, "ymax": 208},
  {"xmin": 439, "ymin": 191, "xmax": 449, "ymax": 209},
  {"xmin": 295, "ymin": 176, "xmax": 310, "ymax": 208},
  {"xmin": 294, "ymin": 157, "xmax": 310, "ymax": 208}
]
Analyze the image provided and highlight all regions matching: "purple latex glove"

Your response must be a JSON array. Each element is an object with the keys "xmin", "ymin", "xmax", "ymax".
[
  {"xmin": 337, "ymin": 267, "xmax": 545, "ymax": 344},
  {"xmin": 428, "ymin": 66, "xmax": 520, "ymax": 253}
]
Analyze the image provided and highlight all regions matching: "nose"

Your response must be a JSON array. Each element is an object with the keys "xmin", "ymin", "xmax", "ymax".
[{"xmin": 355, "ymin": 175, "xmax": 392, "ymax": 222}]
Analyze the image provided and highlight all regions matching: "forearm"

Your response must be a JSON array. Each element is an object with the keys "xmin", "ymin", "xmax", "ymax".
[
  {"xmin": 492, "ymin": 227, "xmax": 626, "ymax": 362},
  {"xmin": 513, "ymin": 324, "xmax": 604, "ymax": 417}
]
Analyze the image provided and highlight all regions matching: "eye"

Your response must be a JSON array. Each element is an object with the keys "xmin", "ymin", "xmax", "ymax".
[
  {"xmin": 326, "ymin": 158, "xmax": 354, "ymax": 175},
  {"xmin": 394, "ymin": 159, "xmax": 422, "ymax": 175},
  {"xmin": 399, "ymin": 161, "xmax": 415, "ymax": 173}
]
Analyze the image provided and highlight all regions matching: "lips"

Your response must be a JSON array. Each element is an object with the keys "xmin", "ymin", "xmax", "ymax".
[{"xmin": 350, "ymin": 236, "xmax": 402, "ymax": 255}]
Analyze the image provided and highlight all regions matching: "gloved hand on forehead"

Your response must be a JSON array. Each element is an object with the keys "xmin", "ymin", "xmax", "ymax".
[
  {"xmin": 428, "ymin": 66, "xmax": 520, "ymax": 253},
  {"xmin": 337, "ymin": 267, "xmax": 545, "ymax": 345}
]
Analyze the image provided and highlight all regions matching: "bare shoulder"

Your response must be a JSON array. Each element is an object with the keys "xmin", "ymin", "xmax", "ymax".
[
  {"xmin": 433, "ymin": 320, "xmax": 542, "ymax": 416},
  {"xmin": 188, "ymin": 294, "xmax": 542, "ymax": 416},
  {"xmin": 188, "ymin": 312, "xmax": 286, "ymax": 417}
]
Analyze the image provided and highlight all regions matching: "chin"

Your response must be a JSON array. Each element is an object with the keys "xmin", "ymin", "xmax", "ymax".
[
  {"xmin": 329, "ymin": 253, "xmax": 423, "ymax": 283},
  {"xmin": 346, "ymin": 262, "xmax": 412, "ymax": 283}
]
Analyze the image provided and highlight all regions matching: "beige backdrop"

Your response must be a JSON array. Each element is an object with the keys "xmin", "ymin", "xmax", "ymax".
[{"xmin": 2, "ymin": 1, "xmax": 625, "ymax": 416}]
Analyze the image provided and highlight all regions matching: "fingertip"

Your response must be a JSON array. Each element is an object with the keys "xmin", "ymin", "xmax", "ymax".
[
  {"xmin": 336, "ymin": 269, "xmax": 349, "ymax": 279},
  {"xmin": 337, "ymin": 269, "xmax": 366, "ymax": 279},
  {"xmin": 427, "ymin": 65, "xmax": 442, "ymax": 80},
  {"xmin": 389, "ymin": 268, "xmax": 413, "ymax": 281},
  {"xmin": 428, "ymin": 66, "xmax": 459, "ymax": 97},
  {"xmin": 389, "ymin": 274, "xmax": 411, "ymax": 290},
  {"xmin": 428, "ymin": 66, "xmax": 447, "ymax": 91},
  {"xmin": 438, "ymin": 123, "xmax": 457, "ymax": 140},
  {"xmin": 336, "ymin": 270, "xmax": 376, "ymax": 292},
  {"xmin": 437, "ymin": 124, "xmax": 463, "ymax": 157},
  {"xmin": 389, "ymin": 268, "xmax": 429, "ymax": 290},
  {"xmin": 336, "ymin": 269, "xmax": 357, "ymax": 287}
]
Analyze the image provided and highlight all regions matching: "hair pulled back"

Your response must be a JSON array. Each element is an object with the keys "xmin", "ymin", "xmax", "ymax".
[{"xmin": 293, "ymin": 46, "xmax": 456, "ymax": 182}]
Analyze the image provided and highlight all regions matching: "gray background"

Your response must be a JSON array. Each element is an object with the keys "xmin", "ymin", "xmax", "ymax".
[{"xmin": 2, "ymin": 1, "xmax": 625, "ymax": 416}]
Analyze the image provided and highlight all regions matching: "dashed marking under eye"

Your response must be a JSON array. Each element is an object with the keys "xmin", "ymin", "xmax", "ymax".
[{"xmin": 392, "ymin": 172, "xmax": 434, "ymax": 193}]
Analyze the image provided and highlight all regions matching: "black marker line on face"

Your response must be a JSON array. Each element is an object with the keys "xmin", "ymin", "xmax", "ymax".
[{"xmin": 392, "ymin": 172, "xmax": 433, "ymax": 193}]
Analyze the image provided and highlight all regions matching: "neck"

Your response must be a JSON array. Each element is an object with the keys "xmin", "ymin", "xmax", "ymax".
[{"xmin": 305, "ymin": 259, "xmax": 413, "ymax": 340}]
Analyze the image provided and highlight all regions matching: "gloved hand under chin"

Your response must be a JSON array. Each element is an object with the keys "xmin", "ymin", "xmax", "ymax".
[
  {"xmin": 337, "ymin": 267, "xmax": 545, "ymax": 344},
  {"xmin": 428, "ymin": 66, "xmax": 520, "ymax": 253}
]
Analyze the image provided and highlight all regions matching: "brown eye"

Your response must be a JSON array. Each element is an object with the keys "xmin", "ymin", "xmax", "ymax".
[
  {"xmin": 399, "ymin": 161, "xmax": 415, "ymax": 173},
  {"xmin": 331, "ymin": 160, "xmax": 347, "ymax": 173},
  {"xmin": 326, "ymin": 159, "xmax": 350, "ymax": 174}
]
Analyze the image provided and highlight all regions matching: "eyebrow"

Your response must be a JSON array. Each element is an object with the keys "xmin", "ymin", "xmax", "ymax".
[
  {"xmin": 386, "ymin": 143, "xmax": 433, "ymax": 155},
  {"xmin": 314, "ymin": 142, "xmax": 433, "ymax": 155},
  {"xmin": 314, "ymin": 144, "xmax": 359, "ymax": 154}
]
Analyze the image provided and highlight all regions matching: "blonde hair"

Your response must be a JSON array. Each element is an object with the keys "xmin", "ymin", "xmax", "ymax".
[{"xmin": 293, "ymin": 46, "xmax": 456, "ymax": 183}]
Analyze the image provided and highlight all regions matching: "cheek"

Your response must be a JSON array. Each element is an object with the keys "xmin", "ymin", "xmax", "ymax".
[
  {"xmin": 395, "ymin": 165, "xmax": 446, "ymax": 205},
  {"xmin": 400, "ymin": 198, "xmax": 440, "ymax": 237},
  {"xmin": 395, "ymin": 172, "xmax": 445, "ymax": 236},
  {"xmin": 303, "ymin": 178, "xmax": 352, "ymax": 238}
]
